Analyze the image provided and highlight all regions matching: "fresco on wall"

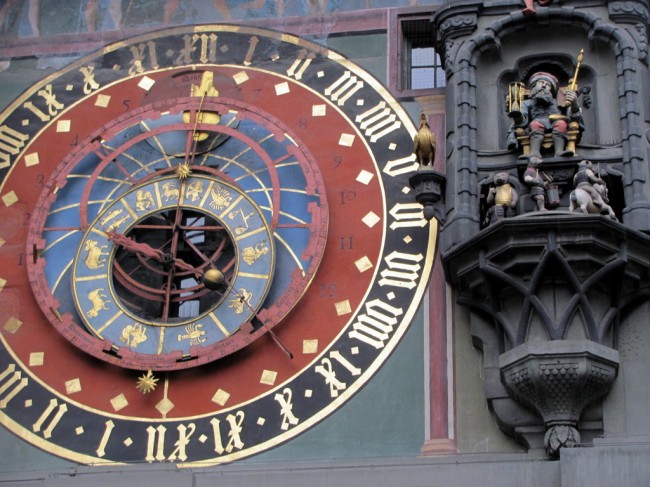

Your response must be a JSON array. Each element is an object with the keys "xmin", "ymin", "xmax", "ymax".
[{"xmin": 0, "ymin": 0, "xmax": 435, "ymax": 38}]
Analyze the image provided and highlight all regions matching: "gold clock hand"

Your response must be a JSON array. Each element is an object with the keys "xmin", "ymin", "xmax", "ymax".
[{"xmin": 107, "ymin": 230, "xmax": 202, "ymax": 277}]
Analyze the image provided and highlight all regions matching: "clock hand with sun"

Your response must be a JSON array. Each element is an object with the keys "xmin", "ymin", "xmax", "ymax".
[{"xmin": 107, "ymin": 230, "xmax": 204, "ymax": 278}]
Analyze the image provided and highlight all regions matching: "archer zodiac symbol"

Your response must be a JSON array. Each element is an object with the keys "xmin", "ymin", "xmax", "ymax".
[
  {"xmin": 86, "ymin": 288, "xmax": 111, "ymax": 318},
  {"xmin": 119, "ymin": 323, "xmax": 147, "ymax": 348},
  {"xmin": 83, "ymin": 240, "xmax": 110, "ymax": 270},
  {"xmin": 178, "ymin": 323, "xmax": 207, "ymax": 346},
  {"xmin": 185, "ymin": 180, "xmax": 203, "ymax": 201}
]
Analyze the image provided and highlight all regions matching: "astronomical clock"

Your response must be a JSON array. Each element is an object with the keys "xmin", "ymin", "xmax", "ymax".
[{"xmin": 0, "ymin": 25, "xmax": 436, "ymax": 465}]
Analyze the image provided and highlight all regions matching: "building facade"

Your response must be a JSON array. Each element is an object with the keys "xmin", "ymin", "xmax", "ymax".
[{"xmin": 0, "ymin": 0, "xmax": 649, "ymax": 485}]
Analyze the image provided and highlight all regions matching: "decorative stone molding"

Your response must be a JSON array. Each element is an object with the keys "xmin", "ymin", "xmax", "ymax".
[
  {"xmin": 442, "ymin": 214, "xmax": 650, "ymax": 454},
  {"xmin": 608, "ymin": 1, "xmax": 650, "ymax": 25},
  {"xmin": 500, "ymin": 340, "xmax": 619, "ymax": 456}
]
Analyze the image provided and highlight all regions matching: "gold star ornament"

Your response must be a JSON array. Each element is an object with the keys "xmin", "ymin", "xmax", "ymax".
[{"xmin": 136, "ymin": 370, "xmax": 159, "ymax": 394}]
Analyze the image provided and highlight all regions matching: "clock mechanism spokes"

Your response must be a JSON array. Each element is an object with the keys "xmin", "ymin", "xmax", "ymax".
[{"xmin": 108, "ymin": 208, "xmax": 235, "ymax": 322}]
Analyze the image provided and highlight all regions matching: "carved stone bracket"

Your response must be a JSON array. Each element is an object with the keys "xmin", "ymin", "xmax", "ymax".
[
  {"xmin": 409, "ymin": 166, "xmax": 446, "ymax": 223},
  {"xmin": 500, "ymin": 340, "xmax": 619, "ymax": 456},
  {"xmin": 442, "ymin": 214, "xmax": 650, "ymax": 454}
]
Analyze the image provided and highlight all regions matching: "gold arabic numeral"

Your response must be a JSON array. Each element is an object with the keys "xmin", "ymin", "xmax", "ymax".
[
  {"xmin": 0, "ymin": 124, "xmax": 29, "ymax": 169},
  {"xmin": 314, "ymin": 350, "xmax": 362, "ymax": 398},
  {"xmin": 128, "ymin": 41, "xmax": 160, "ymax": 75}
]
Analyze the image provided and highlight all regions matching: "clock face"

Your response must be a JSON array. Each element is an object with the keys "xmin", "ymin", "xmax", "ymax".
[{"xmin": 0, "ymin": 25, "xmax": 436, "ymax": 465}]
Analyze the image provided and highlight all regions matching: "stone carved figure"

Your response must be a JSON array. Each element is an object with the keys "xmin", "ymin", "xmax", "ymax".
[
  {"xmin": 413, "ymin": 113, "xmax": 436, "ymax": 166},
  {"xmin": 569, "ymin": 160, "xmax": 616, "ymax": 219},
  {"xmin": 484, "ymin": 172, "xmax": 518, "ymax": 226},
  {"xmin": 507, "ymin": 71, "xmax": 584, "ymax": 159},
  {"xmin": 523, "ymin": 157, "xmax": 549, "ymax": 212},
  {"xmin": 521, "ymin": 0, "xmax": 552, "ymax": 16}
]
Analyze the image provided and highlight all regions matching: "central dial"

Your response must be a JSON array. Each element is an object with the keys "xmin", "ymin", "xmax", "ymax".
[{"xmin": 72, "ymin": 174, "xmax": 275, "ymax": 368}]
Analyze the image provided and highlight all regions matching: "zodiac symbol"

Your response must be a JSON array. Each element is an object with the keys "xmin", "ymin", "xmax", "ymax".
[
  {"xmin": 185, "ymin": 180, "xmax": 203, "ymax": 201},
  {"xmin": 161, "ymin": 182, "xmax": 180, "ymax": 202},
  {"xmin": 178, "ymin": 323, "xmax": 206, "ymax": 346},
  {"xmin": 100, "ymin": 209, "xmax": 123, "ymax": 227},
  {"xmin": 229, "ymin": 289, "xmax": 253, "ymax": 315},
  {"xmin": 229, "ymin": 208, "xmax": 254, "ymax": 235},
  {"xmin": 135, "ymin": 190, "xmax": 155, "ymax": 211},
  {"xmin": 86, "ymin": 288, "xmax": 111, "ymax": 318},
  {"xmin": 119, "ymin": 323, "xmax": 147, "ymax": 348},
  {"xmin": 209, "ymin": 186, "xmax": 232, "ymax": 210},
  {"xmin": 83, "ymin": 240, "xmax": 110, "ymax": 270},
  {"xmin": 242, "ymin": 241, "xmax": 269, "ymax": 265},
  {"xmin": 104, "ymin": 214, "xmax": 130, "ymax": 233}
]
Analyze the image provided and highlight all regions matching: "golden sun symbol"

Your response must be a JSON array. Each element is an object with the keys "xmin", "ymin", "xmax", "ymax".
[
  {"xmin": 176, "ymin": 162, "xmax": 192, "ymax": 180},
  {"xmin": 136, "ymin": 370, "xmax": 159, "ymax": 394}
]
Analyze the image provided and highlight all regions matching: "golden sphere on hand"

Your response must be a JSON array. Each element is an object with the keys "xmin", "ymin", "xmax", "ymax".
[{"xmin": 203, "ymin": 268, "xmax": 225, "ymax": 290}]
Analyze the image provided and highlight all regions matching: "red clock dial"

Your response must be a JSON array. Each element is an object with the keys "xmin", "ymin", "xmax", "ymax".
[{"xmin": 0, "ymin": 25, "xmax": 436, "ymax": 465}]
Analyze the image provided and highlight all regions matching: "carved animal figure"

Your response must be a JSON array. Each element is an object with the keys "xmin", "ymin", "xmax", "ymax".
[
  {"xmin": 413, "ymin": 113, "xmax": 436, "ymax": 166},
  {"xmin": 84, "ymin": 240, "xmax": 109, "ymax": 270},
  {"xmin": 86, "ymin": 288, "xmax": 111, "ymax": 318},
  {"xmin": 569, "ymin": 187, "xmax": 616, "ymax": 220},
  {"xmin": 569, "ymin": 160, "xmax": 617, "ymax": 220}
]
